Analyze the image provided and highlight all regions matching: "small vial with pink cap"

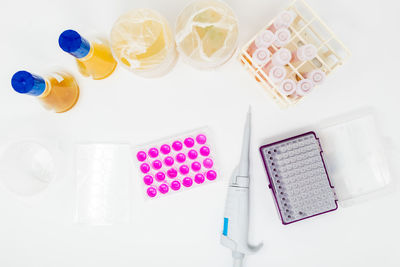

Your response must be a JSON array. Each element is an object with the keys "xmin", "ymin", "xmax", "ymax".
[
  {"xmin": 278, "ymin": 79, "xmax": 296, "ymax": 96},
  {"xmin": 262, "ymin": 65, "xmax": 287, "ymax": 84},
  {"xmin": 134, "ymin": 128, "xmax": 218, "ymax": 199},
  {"xmin": 246, "ymin": 30, "xmax": 275, "ymax": 59},
  {"xmin": 270, "ymin": 10, "xmax": 297, "ymax": 32},
  {"xmin": 271, "ymin": 48, "xmax": 292, "ymax": 66},
  {"xmin": 292, "ymin": 44, "xmax": 317, "ymax": 63},
  {"xmin": 304, "ymin": 69, "xmax": 326, "ymax": 85},
  {"xmin": 252, "ymin": 47, "xmax": 271, "ymax": 66},
  {"xmin": 296, "ymin": 79, "xmax": 314, "ymax": 96},
  {"xmin": 255, "ymin": 30, "xmax": 275, "ymax": 48},
  {"xmin": 274, "ymin": 28, "xmax": 291, "ymax": 48}
]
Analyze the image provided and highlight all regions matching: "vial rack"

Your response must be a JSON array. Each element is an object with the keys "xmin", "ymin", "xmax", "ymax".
[{"xmin": 239, "ymin": 0, "xmax": 351, "ymax": 108}]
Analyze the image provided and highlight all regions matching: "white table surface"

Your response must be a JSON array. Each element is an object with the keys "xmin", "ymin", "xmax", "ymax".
[{"xmin": 1, "ymin": 0, "xmax": 400, "ymax": 266}]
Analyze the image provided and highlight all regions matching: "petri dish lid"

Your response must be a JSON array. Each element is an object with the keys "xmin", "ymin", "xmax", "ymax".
[{"xmin": 317, "ymin": 113, "xmax": 392, "ymax": 207}]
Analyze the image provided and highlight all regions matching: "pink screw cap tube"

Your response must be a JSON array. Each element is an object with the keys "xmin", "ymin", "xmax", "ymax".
[
  {"xmin": 196, "ymin": 134, "xmax": 207, "ymax": 144},
  {"xmin": 305, "ymin": 69, "xmax": 326, "ymax": 85},
  {"xmin": 164, "ymin": 156, "xmax": 174, "ymax": 166},
  {"xmin": 273, "ymin": 10, "xmax": 296, "ymax": 30},
  {"xmin": 176, "ymin": 153, "xmax": 186, "ymax": 163},
  {"xmin": 183, "ymin": 177, "xmax": 193, "ymax": 187},
  {"xmin": 152, "ymin": 160, "xmax": 162, "ymax": 170},
  {"xmin": 172, "ymin": 141, "xmax": 183, "ymax": 151},
  {"xmin": 148, "ymin": 147, "xmax": 159, "ymax": 158},
  {"xmin": 296, "ymin": 79, "xmax": 314, "ymax": 96},
  {"xmin": 167, "ymin": 168, "xmax": 178, "ymax": 178},
  {"xmin": 179, "ymin": 165, "xmax": 190, "ymax": 175},
  {"xmin": 155, "ymin": 172, "xmax": 166, "ymax": 182},
  {"xmin": 191, "ymin": 161, "xmax": 201, "ymax": 172},
  {"xmin": 159, "ymin": 183, "xmax": 169, "ymax": 194},
  {"xmin": 140, "ymin": 163, "xmax": 150, "ymax": 173},
  {"xmin": 203, "ymin": 158, "xmax": 214, "ymax": 169},
  {"xmin": 147, "ymin": 187, "xmax": 157, "ymax": 198},
  {"xmin": 263, "ymin": 65, "xmax": 287, "ymax": 84},
  {"xmin": 143, "ymin": 175, "xmax": 153, "ymax": 185},
  {"xmin": 137, "ymin": 151, "xmax": 147, "ymax": 161},
  {"xmin": 252, "ymin": 47, "xmax": 271, "ymax": 66},
  {"xmin": 272, "ymin": 48, "xmax": 292, "ymax": 66},
  {"xmin": 194, "ymin": 174, "xmax": 205, "ymax": 184},
  {"xmin": 160, "ymin": 144, "xmax": 171, "ymax": 154},
  {"xmin": 206, "ymin": 170, "xmax": 217, "ymax": 181},
  {"xmin": 255, "ymin": 30, "xmax": 275, "ymax": 48},
  {"xmin": 171, "ymin": 180, "xmax": 181, "ymax": 191},
  {"xmin": 188, "ymin": 149, "xmax": 198, "ymax": 160},
  {"xmin": 278, "ymin": 79, "xmax": 296, "ymax": 96},
  {"xmin": 274, "ymin": 28, "xmax": 291, "ymax": 47},
  {"xmin": 200, "ymin": 146, "xmax": 210, "ymax": 157},
  {"xmin": 184, "ymin": 137, "xmax": 195, "ymax": 148},
  {"xmin": 292, "ymin": 44, "xmax": 317, "ymax": 62}
]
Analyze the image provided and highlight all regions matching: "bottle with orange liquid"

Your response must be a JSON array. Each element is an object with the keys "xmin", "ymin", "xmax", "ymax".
[
  {"xmin": 59, "ymin": 30, "xmax": 117, "ymax": 80},
  {"xmin": 11, "ymin": 71, "xmax": 79, "ymax": 113}
]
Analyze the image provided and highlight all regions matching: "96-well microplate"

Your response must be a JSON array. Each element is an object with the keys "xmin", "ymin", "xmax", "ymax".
[{"xmin": 260, "ymin": 132, "xmax": 337, "ymax": 224}]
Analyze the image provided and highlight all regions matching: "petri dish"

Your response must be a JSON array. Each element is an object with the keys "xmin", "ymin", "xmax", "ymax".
[
  {"xmin": 175, "ymin": 0, "xmax": 239, "ymax": 69},
  {"xmin": 110, "ymin": 8, "xmax": 177, "ymax": 78}
]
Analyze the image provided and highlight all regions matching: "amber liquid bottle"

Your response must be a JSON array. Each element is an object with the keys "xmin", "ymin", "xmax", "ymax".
[
  {"xmin": 59, "ymin": 29, "xmax": 117, "ymax": 80},
  {"xmin": 11, "ymin": 71, "xmax": 79, "ymax": 113}
]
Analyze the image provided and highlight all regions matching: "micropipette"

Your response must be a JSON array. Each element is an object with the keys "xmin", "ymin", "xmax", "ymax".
[{"xmin": 221, "ymin": 108, "xmax": 263, "ymax": 267}]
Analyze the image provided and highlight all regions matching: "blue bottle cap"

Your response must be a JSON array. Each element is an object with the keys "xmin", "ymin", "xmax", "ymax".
[
  {"xmin": 58, "ymin": 30, "xmax": 90, "ymax": 58},
  {"xmin": 11, "ymin": 71, "xmax": 46, "ymax": 96}
]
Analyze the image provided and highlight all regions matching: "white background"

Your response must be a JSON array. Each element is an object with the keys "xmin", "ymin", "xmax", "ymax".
[{"xmin": 1, "ymin": 0, "xmax": 400, "ymax": 266}]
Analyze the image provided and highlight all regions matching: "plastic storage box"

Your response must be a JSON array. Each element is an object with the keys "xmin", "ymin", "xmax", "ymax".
[{"xmin": 260, "ymin": 112, "xmax": 393, "ymax": 224}]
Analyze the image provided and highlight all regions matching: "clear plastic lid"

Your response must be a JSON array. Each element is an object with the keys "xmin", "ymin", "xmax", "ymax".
[
  {"xmin": 317, "ymin": 112, "xmax": 392, "ymax": 206},
  {"xmin": 75, "ymin": 143, "xmax": 133, "ymax": 225}
]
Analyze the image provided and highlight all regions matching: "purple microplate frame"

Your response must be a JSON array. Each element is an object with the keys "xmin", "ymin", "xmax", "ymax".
[{"xmin": 259, "ymin": 131, "xmax": 338, "ymax": 225}]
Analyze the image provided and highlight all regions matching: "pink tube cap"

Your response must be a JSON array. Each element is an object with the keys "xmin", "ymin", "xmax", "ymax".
[
  {"xmin": 200, "ymin": 146, "xmax": 210, "ymax": 157},
  {"xmin": 159, "ymin": 183, "xmax": 169, "ymax": 194},
  {"xmin": 184, "ymin": 137, "xmax": 195, "ymax": 148},
  {"xmin": 196, "ymin": 134, "xmax": 207, "ymax": 144},
  {"xmin": 171, "ymin": 180, "xmax": 181, "ymax": 191},
  {"xmin": 147, "ymin": 187, "xmax": 157, "ymax": 198},
  {"xmin": 172, "ymin": 141, "xmax": 183, "ymax": 151},
  {"xmin": 188, "ymin": 149, "xmax": 198, "ymax": 160},
  {"xmin": 183, "ymin": 177, "xmax": 193, "ymax": 187},
  {"xmin": 136, "ymin": 151, "xmax": 147, "ymax": 162},
  {"xmin": 160, "ymin": 144, "xmax": 171, "ymax": 154},
  {"xmin": 195, "ymin": 174, "xmax": 205, "ymax": 184},
  {"xmin": 206, "ymin": 170, "xmax": 217, "ymax": 181}
]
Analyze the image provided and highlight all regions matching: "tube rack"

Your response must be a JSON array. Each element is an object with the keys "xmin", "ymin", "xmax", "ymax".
[{"xmin": 239, "ymin": 0, "xmax": 351, "ymax": 108}]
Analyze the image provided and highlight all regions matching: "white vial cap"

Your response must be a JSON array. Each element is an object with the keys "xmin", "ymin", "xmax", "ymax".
[
  {"xmin": 307, "ymin": 69, "xmax": 326, "ymax": 85},
  {"xmin": 255, "ymin": 30, "xmax": 275, "ymax": 48},
  {"xmin": 268, "ymin": 66, "xmax": 287, "ymax": 83},
  {"xmin": 297, "ymin": 44, "xmax": 317, "ymax": 61},
  {"xmin": 272, "ymin": 48, "xmax": 292, "ymax": 65},
  {"xmin": 278, "ymin": 79, "xmax": 296, "ymax": 96},
  {"xmin": 273, "ymin": 10, "xmax": 296, "ymax": 29},
  {"xmin": 274, "ymin": 28, "xmax": 291, "ymax": 47},
  {"xmin": 296, "ymin": 79, "xmax": 314, "ymax": 96},
  {"xmin": 252, "ymin": 47, "xmax": 271, "ymax": 66}
]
